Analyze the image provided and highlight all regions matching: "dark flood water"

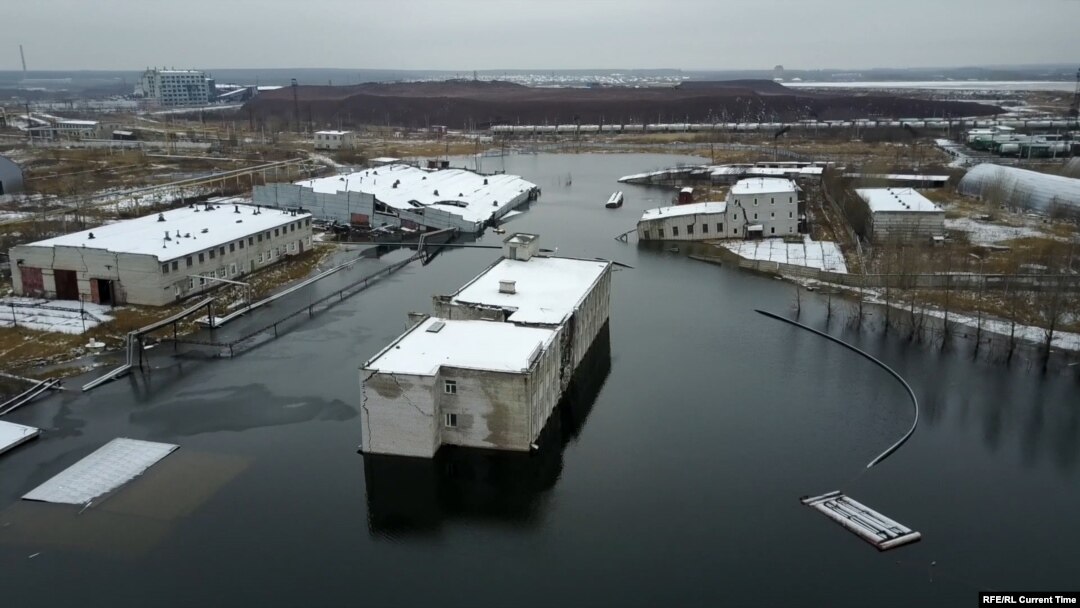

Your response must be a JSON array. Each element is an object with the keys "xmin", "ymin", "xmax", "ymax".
[{"xmin": 2, "ymin": 154, "xmax": 1078, "ymax": 607}]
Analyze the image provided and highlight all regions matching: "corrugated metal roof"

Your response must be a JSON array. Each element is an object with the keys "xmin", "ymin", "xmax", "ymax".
[
  {"xmin": 22, "ymin": 438, "xmax": 178, "ymax": 505},
  {"xmin": 957, "ymin": 164, "xmax": 1080, "ymax": 213}
]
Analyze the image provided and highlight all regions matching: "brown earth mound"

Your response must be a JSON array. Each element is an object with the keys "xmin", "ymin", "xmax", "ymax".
[{"xmin": 243, "ymin": 79, "xmax": 1001, "ymax": 129}]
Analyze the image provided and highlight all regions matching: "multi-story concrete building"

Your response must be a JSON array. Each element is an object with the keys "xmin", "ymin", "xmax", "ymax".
[
  {"xmin": 360, "ymin": 233, "xmax": 613, "ymax": 458},
  {"xmin": 638, "ymin": 177, "xmax": 800, "ymax": 241},
  {"xmin": 855, "ymin": 187, "xmax": 945, "ymax": 244},
  {"xmin": 138, "ymin": 69, "xmax": 214, "ymax": 107},
  {"xmin": 10, "ymin": 202, "xmax": 312, "ymax": 306},
  {"xmin": 313, "ymin": 130, "xmax": 356, "ymax": 150}
]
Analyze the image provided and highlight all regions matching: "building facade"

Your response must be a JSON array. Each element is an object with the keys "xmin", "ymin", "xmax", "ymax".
[
  {"xmin": 855, "ymin": 188, "xmax": 945, "ymax": 244},
  {"xmin": 10, "ymin": 203, "xmax": 312, "ymax": 306},
  {"xmin": 638, "ymin": 177, "xmax": 800, "ymax": 241},
  {"xmin": 0, "ymin": 154, "xmax": 24, "ymax": 196},
  {"xmin": 313, "ymin": 130, "xmax": 356, "ymax": 150},
  {"xmin": 138, "ymin": 69, "xmax": 213, "ymax": 107}
]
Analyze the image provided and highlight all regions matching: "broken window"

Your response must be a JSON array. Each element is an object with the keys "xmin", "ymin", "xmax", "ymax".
[
  {"xmin": 186, "ymin": 256, "xmax": 193, "ymax": 267},
  {"xmin": 444, "ymin": 380, "xmax": 457, "ymax": 395},
  {"xmin": 198, "ymin": 253, "xmax": 205, "ymax": 263},
  {"xmin": 672, "ymin": 226, "xmax": 679, "ymax": 237},
  {"xmin": 171, "ymin": 261, "xmax": 178, "ymax": 271}
]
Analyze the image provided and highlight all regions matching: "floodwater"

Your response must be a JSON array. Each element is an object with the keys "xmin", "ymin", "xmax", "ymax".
[{"xmin": 2, "ymin": 153, "xmax": 1078, "ymax": 607}]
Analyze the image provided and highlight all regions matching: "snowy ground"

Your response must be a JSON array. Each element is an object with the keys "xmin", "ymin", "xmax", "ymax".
[
  {"xmin": 721, "ymin": 236, "xmax": 848, "ymax": 273},
  {"xmin": 944, "ymin": 217, "xmax": 1048, "ymax": 245},
  {"xmin": 0, "ymin": 298, "xmax": 114, "ymax": 334}
]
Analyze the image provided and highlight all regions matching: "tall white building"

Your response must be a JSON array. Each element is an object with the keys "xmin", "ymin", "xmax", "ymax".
[
  {"xmin": 138, "ymin": 68, "xmax": 214, "ymax": 107},
  {"xmin": 637, "ymin": 177, "xmax": 801, "ymax": 241}
]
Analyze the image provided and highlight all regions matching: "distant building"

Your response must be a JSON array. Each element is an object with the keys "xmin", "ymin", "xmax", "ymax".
[
  {"xmin": 313, "ymin": 130, "xmax": 356, "ymax": 150},
  {"xmin": 0, "ymin": 154, "xmax": 24, "ymax": 196},
  {"xmin": 10, "ymin": 203, "xmax": 312, "ymax": 306},
  {"xmin": 855, "ymin": 188, "xmax": 945, "ymax": 243},
  {"xmin": 638, "ymin": 177, "xmax": 800, "ymax": 241},
  {"xmin": 361, "ymin": 234, "xmax": 613, "ymax": 458},
  {"xmin": 138, "ymin": 68, "xmax": 213, "ymax": 107}
]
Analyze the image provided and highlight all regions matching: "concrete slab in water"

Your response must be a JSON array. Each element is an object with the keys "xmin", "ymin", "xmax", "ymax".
[
  {"xmin": 22, "ymin": 438, "xmax": 178, "ymax": 505},
  {"xmin": 0, "ymin": 420, "xmax": 40, "ymax": 456}
]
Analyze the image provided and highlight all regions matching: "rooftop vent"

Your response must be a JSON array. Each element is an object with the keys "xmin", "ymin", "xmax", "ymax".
[
  {"xmin": 157, "ymin": 213, "xmax": 166, "ymax": 222},
  {"xmin": 234, "ymin": 205, "xmax": 240, "ymax": 214},
  {"xmin": 201, "ymin": 228, "xmax": 209, "ymax": 234},
  {"xmin": 426, "ymin": 320, "xmax": 446, "ymax": 333},
  {"xmin": 87, "ymin": 232, "xmax": 95, "ymax": 240},
  {"xmin": 164, "ymin": 231, "xmax": 172, "ymax": 241},
  {"xmin": 499, "ymin": 280, "xmax": 517, "ymax": 294}
]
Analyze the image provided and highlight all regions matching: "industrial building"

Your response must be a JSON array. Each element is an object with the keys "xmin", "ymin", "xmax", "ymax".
[
  {"xmin": 313, "ymin": 130, "xmax": 356, "ymax": 150},
  {"xmin": 0, "ymin": 154, "xmax": 24, "ymax": 196},
  {"xmin": 433, "ymin": 233, "xmax": 612, "ymax": 391},
  {"xmin": 638, "ymin": 177, "xmax": 800, "ymax": 241},
  {"xmin": 10, "ymin": 203, "xmax": 312, "ymax": 306},
  {"xmin": 957, "ymin": 164, "xmax": 1080, "ymax": 216},
  {"xmin": 360, "ymin": 234, "xmax": 612, "ymax": 458},
  {"xmin": 253, "ymin": 164, "xmax": 539, "ymax": 234},
  {"xmin": 854, "ymin": 188, "xmax": 945, "ymax": 244},
  {"xmin": 137, "ymin": 68, "xmax": 214, "ymax": 107}
]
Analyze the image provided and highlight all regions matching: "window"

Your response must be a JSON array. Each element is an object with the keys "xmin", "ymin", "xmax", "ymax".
[
  {"xmin": 209, "ymin": 249, "xmax": 215, "ymax": 259},
  {"xmin": 161, "ymin": 264, "xmax": 169, "ymax": 274},
  {"xmin": 734, "ymin": 228, "xmax": 739, "ymax": 235},
  {"xmin": 258, "ymin": 253, "xmax": 264, "ymax": 263},
  {"xmin": 444, "ymin": 380, "xmax": 457, "ymax": 395},
  {"xmin": 789, "ymin": 227, "xmax": 794, "ymax": 233},
  {"xmin": 771, "ymin": 227, "xmax": 776, "ymax": 234},
  {"xmin": 219, "ymin": 246, "xmax": 226, "ymax": 256},
  {"xmin": 717, "ymin": 223, "xmax": 724, "ymax": 232},
  {"xmin": 199, "ymin": 275, "xmax": 206, "ymax": 286},
  {"xmin": 789, "ymin": 212, "xmax": 793, "ymax": 218},
  {"xmin": 754, "ymin": 198, "xmax": 758, "ymax": 206},
  {"xmin": 306, "ymin": 218, "xmax": 311, "ymax": 226},
  {"xmin": 658, "ymin": 228, "xmax": 665, "ymax": 238},
  {"xmin": 188, "ymin": 277, "xmax": 194, "ymax": 289},
  {"xmin": 257, "ymin": 234, "xmax": 263, "ymax": 242},
  {"xmin": 171, "ymin": 260, "xmax": 178, "ymax": 271},
  {"xmin": 687, "ymin": 224, "xmax": 694, "ymax": 235},
  {"xmin": 733, "ymin": 213, "xmax": 738, "ymax": 221},
  {"xmin": 265, "ymin": 232, "xmax": 270, "ymax": 240},
  {"xmin": 274, "ymin": 228, "xmax": 279, "ymax": 237},
  {"xmin": 444, "ymin": 413, "xmax": 458, "ymax": 427},
  {"xmin": 218, "ymin": 268, "xmax": 226, "ymax": 278},
  {"xmin": 702, "ymin": 223, "xmax": 709, "ymax": 234},
  {"xmin": 239, "ymin": 240, "xmax": 245, "ymax": 249},
  {"xmin": 753, "ymin": 213, "xmax": 758, "ymax": 220},
  {"xmin": 290, "ymin": 224, "xmax": 296, "ymax": 232},
  {"xmin": 789, "ymin": 196, "xmax": 794, "ymax": 203},
  {"xmin": 770, "ymin": 212, "xmax": 774, "ymax": 218},
  {"xmin": 230, "ymin": 263, "xmax": 237, "ymax": 276},
  {"xmin": 248, "ymin": 237, "xmax": 254, "ymax": 246},
  {"xmin": 198, "ymin": 253, "xmax": 205, "ymax": 263},
  {"xmin": 186, "ymin": 256, "xmax": 193, "ymax": 267},
  {"xmin": 672, "ymin": 226, "xmax": 679, "ymax": 237},
  {"xmin": 643, "ymin": 230, "xmax": 650, "ymax": 239},
  {"xmin": 230, "ymin": 243, "xmax": 235, "ymax": 252}
]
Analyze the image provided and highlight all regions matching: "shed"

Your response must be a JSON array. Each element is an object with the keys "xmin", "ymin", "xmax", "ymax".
[{"xmin": 0, "ymin": 154, "xmax": 25, "ymax": 196}]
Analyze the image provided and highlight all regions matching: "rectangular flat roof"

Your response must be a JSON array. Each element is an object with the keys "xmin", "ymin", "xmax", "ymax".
[
  {"xmin": 730, "ymin": 177, "xmax": 798, "ymax": 195},
  {"xmin": 0, "ymin": 420, "xmax": 40, "ymax": 456},
  {"xmin": 855, "ymin": 188, "xmax": 943, "ymax": 213},
  {"xmin": 449, "ymin": 256, "xmax": 610, "ymax": 325},
  {"xmin": 296, "ymin": 164, "xmax": 536, "ymax": 223},
  {"xmin": 843, "ymin": 173, "xmax": 950, "ymax": 181},
  {"xmin": 25, "ymin": 204, "xmax": 311, "ymax": 262},
  {"xmin": 364, "ymin": 317, "xmax": 556, "ymax": 376},
  {"xmin": 315, "ymin": 130, "xmax": 350, "ymax": 135},
  {"xmin": 640, "ymin": 201, "xmax": 727, "ymax": 221},
  {"xmin": 23, "ymin": 438, "xmax": 178, "ymax": 505}
]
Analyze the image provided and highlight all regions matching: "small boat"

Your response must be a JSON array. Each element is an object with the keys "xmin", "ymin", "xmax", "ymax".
[{"xmin": 605, "ymin": 191, "xmax": 624, "ymax": 209}]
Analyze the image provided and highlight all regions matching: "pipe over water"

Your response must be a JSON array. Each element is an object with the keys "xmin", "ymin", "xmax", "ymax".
[{"xmin": 755, "ymin": 309, "xmax": 918, "ymax": 469}]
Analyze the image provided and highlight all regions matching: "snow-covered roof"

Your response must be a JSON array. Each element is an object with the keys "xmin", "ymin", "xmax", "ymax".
[
  {"xmin": 296, "ymin": 164, "xmax": 536, "ymax": 223},
  {"xmin": 24, "ymin": 204, "xmax": 311, "ymax": 262},
  {"xmin": 730, "ymin": 177, "xmax": 798, "ymax": 195},
  {"xmin": 746, "ymin": 166, "xmax": 823, "ymax": 177},
  {"xmin": 364, "ymin": 317, "xmax": 556, "ymax": 376},
  {"xmin": 315, "ymin": 130, "xmax": 350, "ymax": 135},
  {"xmin": 370, "ymin": 157, "xmax": 401, "ymax": 163},
  {"xmin": 640, "ymin": 202, "xmax": 727, "ymax": 221},
  {"xmin": 449, "ymin": 256, "xmax": 610, "ymax": 325},
  {"xmin": 855, "ymin": 188, "xmax": 943, "ymax": 213},
  {"xmin": 0, "ymin": 420, "xmax": 40, "ymax": 456},
  {"xmin": 57, "ymin": 119, "xmax": 97, "ymax": 126}
]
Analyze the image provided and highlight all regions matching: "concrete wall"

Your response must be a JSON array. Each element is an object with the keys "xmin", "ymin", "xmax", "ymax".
[
  {"xmin": 730, "ymin": 191, "xmax": 799, "ymax": 237},
  {"xmin": 638, "ymin": 211, "xmax": 738, "ymax": 241},
  {"xmin": 360, "ymin": 336, "xmax": 562, "ymax": 458},
  {"xmin": 563, "ymin": 264, "xmax": 612, "ymax": 391},
  {"xmin": 10, "ymin": 217, "xmax": 313, "ymax": 306},
  {"xmin": 870, "ymin": 211, "xmax": 945, "ymax": 244}
]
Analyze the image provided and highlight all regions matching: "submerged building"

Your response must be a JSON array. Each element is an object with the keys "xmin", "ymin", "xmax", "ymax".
[
  {"xmin": 10, "ymin": 202, "xmax": 312, "ymax": 306},
  {"xmin": 253, "ymin": 164, "xmax": 539, "ymax": 234},
  {"xmin": 638, "ymin": 177, "xmax": 800, "ymax": 241},
  {"xmin": 360, "ymin": 234, "xmax": 612, "ymax": 458}
]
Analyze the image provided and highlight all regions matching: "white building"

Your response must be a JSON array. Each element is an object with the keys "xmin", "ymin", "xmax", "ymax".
[
  {"xmin": 254, "ymin": 164, "xmax": 539, "ymax": 234},
  {"xmin": 855, "ymin": 187, "xmax": 945, "ymax": 244},
  {"xmin": 313, "ymin": 130, "xmax": 356, "ymax": 150},
  {"xmin": 433, "ymin": 233, "xmax": 612, "ymax": 391},
  {"xmin": 138, "ymin": 69, "xmax": 213, "ymax": 107},
  {"xmin": 638, "ymin": 177, "xmax": 800, "ymax": 241},
  {"xmin": 10, "ymin": 202, "xmax": 312, "ymax": 306},
  {"xmin": 361, "ymin": 234, "xmax": 613, "ymax": 458}
]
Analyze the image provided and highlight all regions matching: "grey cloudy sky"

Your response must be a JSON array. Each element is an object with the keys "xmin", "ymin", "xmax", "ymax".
[{"xmin": 8, "ymin": 0, "xmax": 1080, "ymax": 71}]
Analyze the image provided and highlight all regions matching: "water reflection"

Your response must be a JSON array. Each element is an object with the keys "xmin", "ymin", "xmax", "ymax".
[{"xmin": 363, "ymin": 323, "xmax": 611, "ymax": 537}]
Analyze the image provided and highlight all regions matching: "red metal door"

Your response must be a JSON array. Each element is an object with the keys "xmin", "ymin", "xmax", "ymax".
[
  {"xmin": 54, "ymin": 269, "xmax": 79, "ymax": 301},
  {"xmin": 89, "ymin": 279, "xmax": 100, "ymax": 304},
  {"xmin": 21, "ymin": 267, "xmax": 44, "ymax": 296}
]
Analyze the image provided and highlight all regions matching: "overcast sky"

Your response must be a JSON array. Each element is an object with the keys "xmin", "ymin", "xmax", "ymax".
[{"xmin": 8, "ymin": 0, "xmax": 1080, "ymax": 71}]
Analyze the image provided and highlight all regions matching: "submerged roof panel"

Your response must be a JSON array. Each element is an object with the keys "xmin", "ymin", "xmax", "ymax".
[
  {"xmin": 0, "ymin": 420, "xmax": 40, "ymax": 456},
  {"xmin": 23, "ymin": 438, "xmax": 178, "ymax": 505}
]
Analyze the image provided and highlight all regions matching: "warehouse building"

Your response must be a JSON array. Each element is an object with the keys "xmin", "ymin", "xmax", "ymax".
[
  {"xmin": 253, "ymin": 164, "xmax": 539, "ymax": 234},
  {"xmin": 0, "ymin": 154, "xmax": 24, "ymax": 196},
  {"xmin": 957, "ymin": 164, "xmax": 1080, "ymax": 217},
  {"xmin": 855, "ymin": 187, "xmax": 945, "ymax": 244},
  {"xmin": 433, "ymin": 233, "xmax": 612, "ymax": 391},
  {"xmin": 361, "ymin": 233, "xmax": 612, "ymax": 458},
  {"xmin": 638, "ymin": 177, "xmax": 800, "ymax": 241},
  {"xmin": 10, "ymin": 203, "xmax": 312, "ymax": 306}
]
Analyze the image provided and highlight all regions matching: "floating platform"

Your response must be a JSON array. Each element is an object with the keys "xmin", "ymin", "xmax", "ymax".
[
  {"xmin": 801, "ymin": 491, "xmax": 921, "ymax": 551},
  {"xmin": 0, "ymin": 420, "xmax": 41, "ymax": 456},
  {"xmin": 23, "ymin": 438, "xmax": 178, "ymax": 505}
]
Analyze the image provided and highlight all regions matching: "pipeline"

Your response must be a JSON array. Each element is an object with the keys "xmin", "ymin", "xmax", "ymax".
[{"xmin": 755, "ymin": 309, "xmax": 918, "ymax": 469}]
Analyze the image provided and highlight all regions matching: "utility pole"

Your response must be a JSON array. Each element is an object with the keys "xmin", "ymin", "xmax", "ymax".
[{"xmin": 291, "ymin": 78, "xmax": 300, "ymax": 134}]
